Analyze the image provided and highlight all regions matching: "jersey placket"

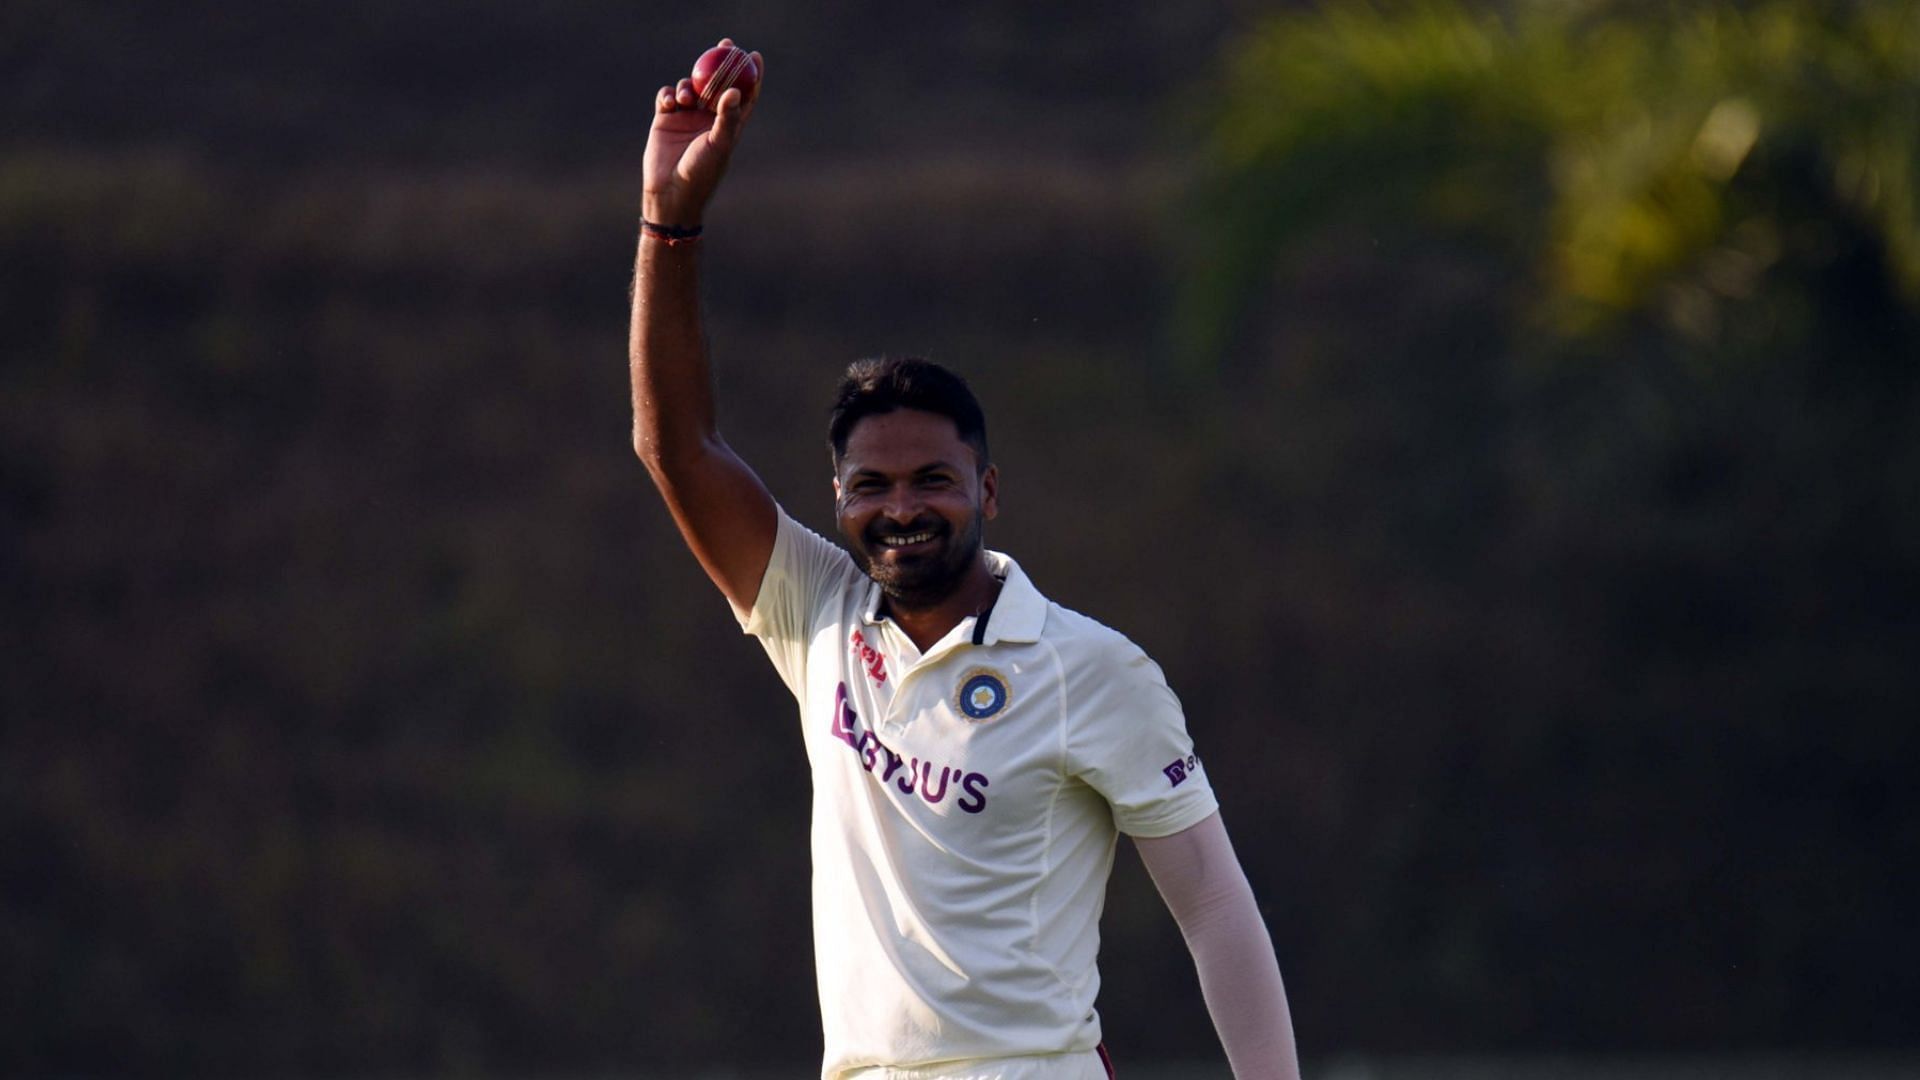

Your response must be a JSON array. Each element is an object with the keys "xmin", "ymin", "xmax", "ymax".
[{"xmin": 875, "ymin": 614, "xmax": 984, "ymax": 737}]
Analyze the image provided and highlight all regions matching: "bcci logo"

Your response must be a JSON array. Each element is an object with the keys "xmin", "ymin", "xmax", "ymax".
[{"xmin": 956, "ymin": 668, "xmax": 1010, "ymax": 721}]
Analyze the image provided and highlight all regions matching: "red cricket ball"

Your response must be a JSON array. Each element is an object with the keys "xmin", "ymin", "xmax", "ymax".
[{"xmin": 690, "ymin": 44, "xmax": 760, "ymax": 111}]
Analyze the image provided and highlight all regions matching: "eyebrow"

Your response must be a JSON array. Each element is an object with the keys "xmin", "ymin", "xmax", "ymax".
[{"xmin": 846, "ymin": 461, "xmax": 962, "ymax": 480}]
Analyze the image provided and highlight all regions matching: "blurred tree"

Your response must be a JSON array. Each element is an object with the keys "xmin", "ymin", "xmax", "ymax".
[
  {"xmin": 1180, "ymin": 0, "xmax": 1920, "ymax": 361},
  {"xmin": 1168, "ymin": 0, "xmax": 1920, "ymax": 1050}
]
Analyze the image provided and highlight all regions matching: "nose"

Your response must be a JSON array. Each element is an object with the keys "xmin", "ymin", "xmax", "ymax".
[{"xmin": 880, "ymin": 483, "xmax": 923, "ymax": 523}]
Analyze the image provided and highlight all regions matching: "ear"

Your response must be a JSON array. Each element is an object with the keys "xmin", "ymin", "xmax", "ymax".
[{"xmin": 979, "ymin": 464, "xmax": 999, "ymax": 521}]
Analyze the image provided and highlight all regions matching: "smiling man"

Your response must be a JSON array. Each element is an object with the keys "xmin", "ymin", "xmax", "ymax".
[
  {"xmin": 629, "ymin": 42, "xmax": 1301, "ymax": 1080},
  {"xmin": 829, "ymin": 366, "xmax": 1001, "ymax": 644}
]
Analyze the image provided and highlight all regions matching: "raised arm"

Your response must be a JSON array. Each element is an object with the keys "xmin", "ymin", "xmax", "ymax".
[
  {"xmin": 631, "ymin": 40, "xmax": 777, "ymax": 614},
  {"xmin": 1135, "ymin": 811, "xmax": 1302, "ymax": 1080}
]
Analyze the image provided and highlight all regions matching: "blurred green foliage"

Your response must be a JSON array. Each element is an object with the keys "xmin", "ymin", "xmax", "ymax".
[
  {"xmin": 1160, "ymin": 0, "xmax": 1920, "ymax": 1055},
  {"xmin": 1182, "ymin": 0, "xmax": 1920, "ymax": 357}
]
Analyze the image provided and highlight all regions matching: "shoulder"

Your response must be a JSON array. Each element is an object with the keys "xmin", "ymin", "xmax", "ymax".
[
  {"xmin": 776, "ymin": 507, "xmax": 860, "ymax": 572},
  {"xmin": 987, "ymin": 553, "xmax": 1169, "ymax": 690},
  {"xmin": 1040, "ymin": 599, "xmax": 1168, "ymax": 687},
  {"xmin": 741, "ymin": 505, "xmax": 867, "ymax": 635},
  {"xmin": 1045, "ymin": 598, "xmax": 1202, "ymax": 795}
]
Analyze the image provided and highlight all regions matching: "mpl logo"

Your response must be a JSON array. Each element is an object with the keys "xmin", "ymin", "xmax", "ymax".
[
  {"xmin": 1162, "ymin": 754, "xmax": 1201, "ymax": 788},
  {"xmin": 849, "ymin": 629, "xmax": 887, "ymax": 684}
]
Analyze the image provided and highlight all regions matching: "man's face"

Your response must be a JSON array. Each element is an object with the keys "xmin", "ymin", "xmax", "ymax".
[{"xmin": 834, "ymin": 408, "xmax": 998, "ymax": 609}]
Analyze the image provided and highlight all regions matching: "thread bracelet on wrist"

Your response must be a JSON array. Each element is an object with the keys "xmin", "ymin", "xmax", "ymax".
[{"xmin": 641, "ymin": 219, "xmax": 703, "ymax": 246}]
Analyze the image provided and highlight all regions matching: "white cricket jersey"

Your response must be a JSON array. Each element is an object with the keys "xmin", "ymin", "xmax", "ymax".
[{"xmin": 736, "ymin": 508, "xmax": 1218, "ymax": 1079}]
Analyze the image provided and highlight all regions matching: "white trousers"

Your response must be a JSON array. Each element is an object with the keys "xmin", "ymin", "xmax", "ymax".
[{"xmin": 838, "ymin": 1048, "xmax": 1110, "ymax": 1080}]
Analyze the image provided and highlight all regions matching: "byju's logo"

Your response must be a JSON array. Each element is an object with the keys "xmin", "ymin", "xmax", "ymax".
[{"xmin": 1162, "ymin": 754, "xmax": 1201, "ymax": 787}]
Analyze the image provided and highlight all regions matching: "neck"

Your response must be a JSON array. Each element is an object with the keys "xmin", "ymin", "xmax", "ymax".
[{"xmin": 883, "ymin": 556, "xmax": 1001, "ymax": 653}]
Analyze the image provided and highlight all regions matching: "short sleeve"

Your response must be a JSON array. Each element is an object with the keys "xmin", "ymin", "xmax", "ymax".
[
  {"xmin": 738, "ymin": 506, "xmax": 863, "ymax": 699},
  {"xmin": 1064, "ymin": 638, "xmax": 1219, "ymax": 838}
]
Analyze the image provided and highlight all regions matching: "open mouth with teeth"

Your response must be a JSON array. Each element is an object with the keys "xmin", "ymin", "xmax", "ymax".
[{"xmin": 872, "ymin": 527, "xmax": 943, "ymax": 555}]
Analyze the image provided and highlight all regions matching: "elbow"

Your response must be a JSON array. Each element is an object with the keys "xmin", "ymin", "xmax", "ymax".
[
  {"xmin": 632, "ymin": 426, "xmax": 663, "ymax": 472},
  {"xmin": 632, "ymin": 425, "xmax": 680, "ymax": 494}
]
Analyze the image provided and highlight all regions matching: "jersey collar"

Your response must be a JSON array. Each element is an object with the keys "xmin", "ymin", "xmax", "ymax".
[{"xmin": 977, "ymin": 550, "xmax": 1045, "ymax": 644}]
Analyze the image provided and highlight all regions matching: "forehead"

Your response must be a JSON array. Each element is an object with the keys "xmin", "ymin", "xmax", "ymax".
[{"xmin": 838, "ymin": 409, "xmax": 974, "ymax": 474}]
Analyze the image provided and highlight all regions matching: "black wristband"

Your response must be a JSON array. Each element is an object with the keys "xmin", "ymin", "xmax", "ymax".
[{"xmin": 641, "ymin": 218, "xmax": 704, "ymax": 245}]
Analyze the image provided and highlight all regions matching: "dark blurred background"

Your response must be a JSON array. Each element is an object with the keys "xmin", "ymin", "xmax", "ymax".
[{"xmin": 4, "ymin": 0, "xmax": 1917, "ymax": 1075}]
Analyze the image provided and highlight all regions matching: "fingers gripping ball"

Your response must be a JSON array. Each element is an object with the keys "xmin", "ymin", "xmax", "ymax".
[{"xmin": 691, "ymin": 44, "xmax": 760, "ymax": 110}]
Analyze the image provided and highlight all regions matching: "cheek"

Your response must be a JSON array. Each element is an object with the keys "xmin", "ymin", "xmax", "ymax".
[
  {"xmin": 836, "ymin": 499, "xmax": 874, "ymax": 536},
  {"xmin": 933, "ymin": 491, "xmax": 983, "ymax": 524}
]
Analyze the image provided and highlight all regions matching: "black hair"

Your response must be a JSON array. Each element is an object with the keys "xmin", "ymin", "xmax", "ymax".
[{"xmin": 828, "ymin": 357, "xmax": 990, "ymax": 471}]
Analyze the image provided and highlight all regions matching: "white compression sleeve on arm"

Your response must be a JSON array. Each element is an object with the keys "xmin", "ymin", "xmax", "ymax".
[{"xmin": 1134, "ymin": 812, "xmax": 1301, "ymax": 1080}]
